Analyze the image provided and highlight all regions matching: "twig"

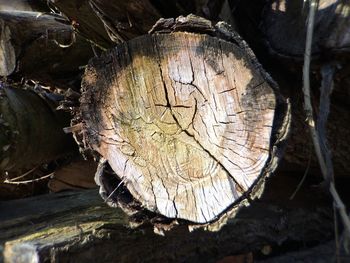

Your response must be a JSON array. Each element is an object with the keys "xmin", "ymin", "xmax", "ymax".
[
  {"xmin": 303, "ymin": 0, "xmax": 350, "ymax": 238},
  {"xmin": 334, "ymin": 202, "xmax": 340, "ymax": 263},
  {"xmin": 289, "ymin": 152, "xmax": 311, "ymax": 200},
  {"xmin": 3, "ymin": 172, "xmax": 53, "ymax": 185},
  {"xmin": 105, "ymin": 178, "xmax": 126, "ymax": 203},
  {"xmin": 5, "ymin": 166, "xmax": 38, "ymax": 182}
]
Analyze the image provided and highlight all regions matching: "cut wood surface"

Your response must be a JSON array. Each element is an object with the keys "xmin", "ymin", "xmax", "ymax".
[
  {"xmin": 80, "ymin": 23, "xmax": 290, "ymax": 224},
  {"xmin": 0, "ymin": 83, "xmax": 75, "ymax": 176},
  {"xmin": 0, "ymin": 11, "xmax": 93, "ymax": 90},
  {"xmin": 0, "ymin": 174, "xmax": 334, "ymax": 262}
]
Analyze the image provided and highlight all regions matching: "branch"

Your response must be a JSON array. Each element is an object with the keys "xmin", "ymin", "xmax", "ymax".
[{"xmin": 303, "ymin": 0, "xmax": 350, "ymax": 237}]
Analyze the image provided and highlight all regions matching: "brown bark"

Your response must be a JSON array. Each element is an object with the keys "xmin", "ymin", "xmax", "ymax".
[
  {"xmin": 79, "ymin": 17, "xmax": 290, "ymax": 225},
  {"xmin": 280, "ymin": 81, "xmax": 350, "ymax": 176},
  {"xmin": 49, "ymin": 0, "xmax": 172, "ymax": 48},
  {"xmin": 230, "ymin": 0, "xmax": 350, "ymax": 176},
  {"xmin": 0, "ymin": 175, "xmax": 333, "ymax": 263},
  {"xmin": 0, "ymin": 0, "xmax": 49, "ymax": 12},
  {"xmin": 260, "ymin": 0, "xmax": 350, "ymax": 108},
  {"xmin": 0, "ymin": 10, "xmax": 93, "ymax": 90},
  {"xmin": 48, "ymin": 159, "xmax": 97, "ymax": 192},
  {"xmin": 0, "ymin": 83, "xmax": 76, "ymax": 176},
  {"xmin": 49, "ymin": 0, "xmax": 234, "ymax": 49},
  {"xmin": 262, "ymin": 0, "xmax": 350, "ymax": 59}
]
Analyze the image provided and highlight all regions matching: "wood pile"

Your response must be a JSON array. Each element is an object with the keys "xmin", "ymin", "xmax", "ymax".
[{"xmin": 1, "ymin": 0, "xmax": 349, "ymax": 262}]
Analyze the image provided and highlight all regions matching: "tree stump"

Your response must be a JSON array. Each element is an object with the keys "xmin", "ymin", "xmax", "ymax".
[{"xmin": 80, "ymin": 18, "xmax": 290, "ymax": 226}]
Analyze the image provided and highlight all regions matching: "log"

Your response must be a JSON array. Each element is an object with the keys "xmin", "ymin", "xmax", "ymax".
[
  {"xmin": 262, "ymin": 0, "xmax": 350, "ymax": 59},
  {"xmin": 48, "ymin": 158, "xmax": 97, "ymax": 192},
  {"xmin": 49, "ymin": 0, "xmax": 233, "ymax": 49},
  {"xmin": 0, "ymin": 11, "xmax": 93, "ymax": 90},
  {"xmin": 230, "ymin": 1, "xmax": 350, "ymax": 175},
  {"xmin": 0, "ymin": 173, "xmax": 334, "ymax": 262},
  {"xmin": 261, "ymin": 0, "xmax": 350, "ymax": 108},
  {"xmin": 49, "ymin": 0, "xmax": 171, "ymax": 48},
  {"xmin": 0, "ymin": 0, "xmax": 49, "ymax": 12},
  {"xmin": 233, "ymin": 0, "xmax": 350, "ymax": 101},
  {"xmin": 0, "ymin": 83, "xmax": 76, "ymax": 176},
  {"xmin": 280, "ymin": 82, "xmax": 350, "ymax": 176},
  {"xmin": 78, "ymin": 16, "xmax": 290, "ymax": 225}
]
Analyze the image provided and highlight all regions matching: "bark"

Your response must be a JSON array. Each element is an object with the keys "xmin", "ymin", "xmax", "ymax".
[
  {"xmin": 262, "ymin": 0, "xmax": 350, "ymax": 59},
  {"xmin": 78, "ymin": 16, "xmax": 290, "ymax": 225},
  {"xmin": 48, "ymin": 0, "xmax": 234, "ymax": 49},
  {"xmin": 48, "ymin": 159, "xmax": 97, "ymax": 192},
  {"xmin": 0, "ymin": 10, "xmax": 93, "ymax": 90},
  {"xmin": 48, "ymin": 0, "xmax": 173, "ymax": 48},
  {"xmin": 280, "ymin": 82, "xmax": 350, "ymax": 176},
  {"xmin": 0, "ymin": 83, "xmax": 76, "ymax": 176},
  {"xmin": 260, "ymin": 0, "xmax": 350, "ymax": 107},
  {"xmin": 0, "ymin": 175, "xmax": 333, "ymax": 263},
  {"xmin": 230, "ymin": 0, "xmax": 350, "ymax": 176},
  {"xmin": 0, "ymin": 0, "xmax": 49, "ymax": 12},
  {"xmin": 256, "ymin": 240, "xmax": 338, "ymax": 263}
]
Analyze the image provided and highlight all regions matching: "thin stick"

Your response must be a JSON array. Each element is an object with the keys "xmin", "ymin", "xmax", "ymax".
[
  {"xmin": 334, "ymin": 202, "xmax": 341, "ymax": 263},
  {"xmin": 3, "ymin": 172, "xmax": 53, "ymax": 185},
  {"xmin": 105, "ymin": 178, "xmax": 126, "ymax": 203},
  {"xmin": 289, "ymin": 153, "xmax": 311, "ymax": 200},
  {"xmin": 303, "ymin": 0, "xmax": 350, "ymax": 236},
  {"xmin": 4, "ymin": 166, "xmax": 38, "ymax": 182}
]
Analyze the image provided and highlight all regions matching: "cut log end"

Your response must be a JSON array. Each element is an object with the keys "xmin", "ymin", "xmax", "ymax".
[{"xmin": 80, "ymin": 20, "xmax": 290, "ymax": 226}]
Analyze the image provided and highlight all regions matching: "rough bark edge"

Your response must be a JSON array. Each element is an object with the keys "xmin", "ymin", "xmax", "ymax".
[
  {"xmin": 1, "ymin": 188, "xmax": 334, "ymax": 263},
  {"xmin": 0, "ymin": 81, "xmax": 76, "ymax": 175},
  {"xmin": 78, "ymin": 15, "xmax": 291, "ymax": 232},
  {"xmin": 0, "ymin": 10, "xmax": 94, "ymax": 90}
]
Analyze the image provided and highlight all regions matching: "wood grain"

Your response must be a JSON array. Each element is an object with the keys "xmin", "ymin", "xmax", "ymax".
[{"xmin": 80, "ymin": 31, "xmax": 289, "ymax": 224}]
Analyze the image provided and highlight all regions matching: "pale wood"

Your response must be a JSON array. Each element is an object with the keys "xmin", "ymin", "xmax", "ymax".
[
  {"xmin": 80, "ymin": 22, "xmax": 290, "ymax": 224},
  {"xmin": 0, "ymin": 11, "xmax": 93, "ymax": 90}
]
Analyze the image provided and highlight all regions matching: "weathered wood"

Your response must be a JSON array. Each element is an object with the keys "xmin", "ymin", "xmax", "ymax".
[
  {"xmin": 0, "ymin": 0, "xmax": 49, "ymax": 12},
  {"xmin": 0, "ymin": 83, "xmax": 75, "ymax": 176},
  {"xmin": 79, "ymin": 16, "xmax": 290, "ymax": 225},
  {"xmin": 280, "ymin": 84, "xmax": 350, "ymax": 176},
  {"xmin": 0, "ymin": 11, "xmax": 93, "ymax": 90},
  {"xmin": 256, "ymin": 241, "xmax": 337, "ymax": 263},
  {"xmin": 49, "ymin": 0, "xmax": 168, "ymax": 48},
  {"xmin": 49, "ymin": 0, "xmax": 234, "ymax": 49},
  {"xmin": 262, "ymin": 0, "xmax": 350, "ymax": 59},
  {"xmin": 260, "ymin": 0, "xmax": 350, "ymax": 109},
  {"xmin": 0, "ymin": 174, "xmax": 334, "ymax": 262},
  {"xmin": 230, "ymin": 0, "xmax": 350, "ymax": 176},
  {"xmin": 0, "ymin": 181, "xmax": 49, "ymax": 201},
  {"xmin": 48, "ymin": 159, "xmax": 97, "ymax": 192}
]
